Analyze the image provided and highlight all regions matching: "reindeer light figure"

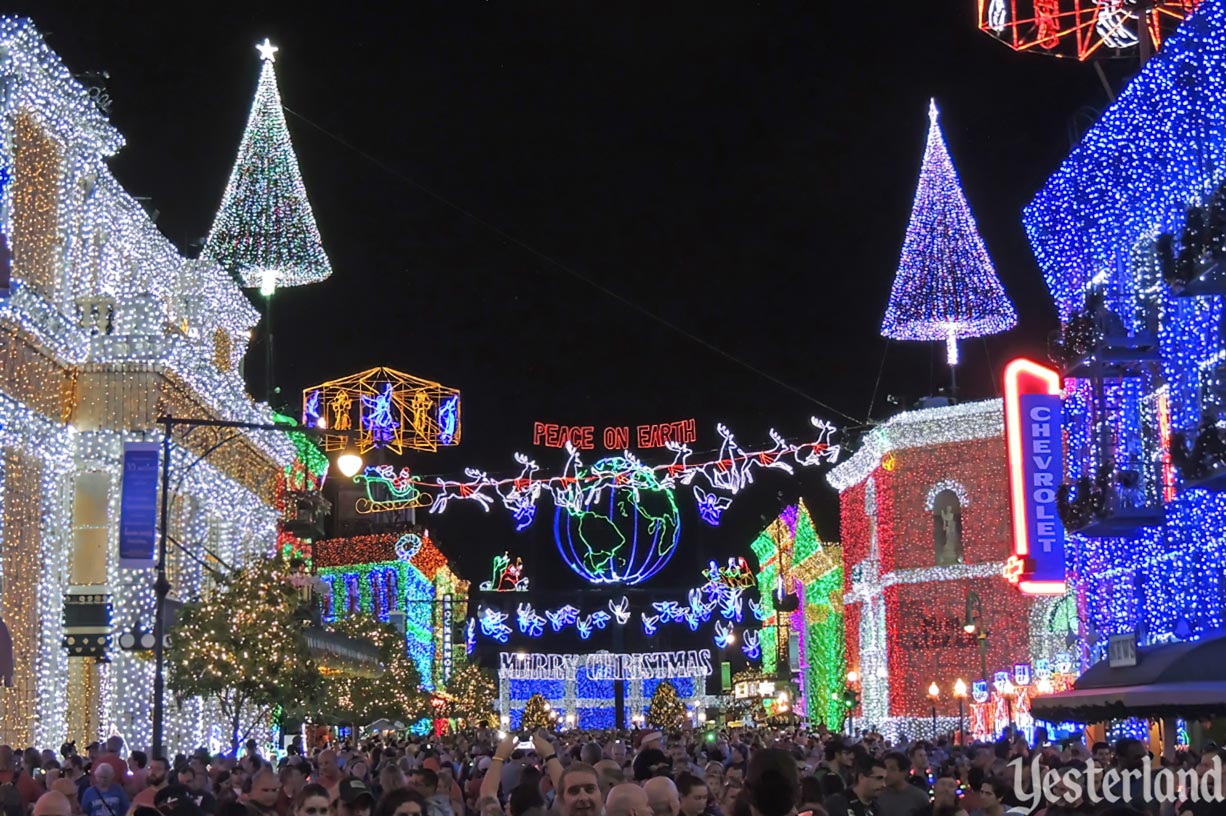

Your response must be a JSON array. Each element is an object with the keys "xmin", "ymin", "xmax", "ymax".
[
  {"xmin": 661, "ymin": 441, "xmax": 695, "ymax": 489},
  {"xmin": 431, "ymin": 469, "xmax": 494, "ymax": 513}
]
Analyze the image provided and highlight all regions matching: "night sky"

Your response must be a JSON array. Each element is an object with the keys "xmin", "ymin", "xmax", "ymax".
[{"xmin": 21, "ymin": 3, "xmax": 1137, "ymax": 583}]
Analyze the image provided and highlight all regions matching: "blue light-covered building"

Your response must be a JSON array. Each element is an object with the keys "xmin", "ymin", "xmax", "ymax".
[{"xmin": 1023, "ymin": 0, "xmax": 1226, "ymax": 656}]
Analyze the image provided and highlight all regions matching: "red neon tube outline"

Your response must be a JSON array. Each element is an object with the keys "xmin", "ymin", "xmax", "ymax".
[{"xmin": 1004, "ymin": 358, "xmax": 1062, "ymax": 562}]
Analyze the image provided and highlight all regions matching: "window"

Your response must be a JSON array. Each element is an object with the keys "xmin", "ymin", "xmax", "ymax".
[{"xmin": 932, "ymin": 489, "xmax": 963, "ymax": 565}]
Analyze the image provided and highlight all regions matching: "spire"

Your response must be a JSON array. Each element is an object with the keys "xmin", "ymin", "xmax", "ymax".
[
  {"xmin": 880, "ymin": 100, "xmax": 1016, "ymax": 346},
  {"xmin": 203, "ymin": 39, "xmax": 331, "ymax": 290}
]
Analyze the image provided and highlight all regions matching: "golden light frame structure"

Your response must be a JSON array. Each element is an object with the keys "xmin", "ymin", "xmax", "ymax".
[{"xmin": 303, "ymin": 367, "xmax": 461, "ymax": 455}]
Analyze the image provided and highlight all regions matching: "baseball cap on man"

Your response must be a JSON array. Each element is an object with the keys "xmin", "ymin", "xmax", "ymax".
[
  {"xmin": 338, "ymin": 779, "xmax": 376, "ymax": 807},
  {"xmin": 746, "ymin": 749, "xmax": 800, "ymax": 816}
]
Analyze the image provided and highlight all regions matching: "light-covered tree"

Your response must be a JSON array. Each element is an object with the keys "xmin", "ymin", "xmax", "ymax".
[{"xmin": 169, "ymin": 554, "xmax": 323, "ymax": 754}]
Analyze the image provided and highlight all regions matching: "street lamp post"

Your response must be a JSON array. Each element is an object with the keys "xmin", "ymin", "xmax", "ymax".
[
  {"xmin": 151, "ymin": 415, "xmax": 360, "ymax": 758},
  {"xmin": 953, "ymin": 678, "xmax": 968, "ymax": 746},
  {"xmin": 964, "ymin": 591, "xmax": 990, "ymax": 682},
  {"xmin": 927, "ymin": 681, "xmax": 940, "ymax": 741},
  {"xmin": 846, "ymin": 670, "xmax": 859, "ymax": 737}
]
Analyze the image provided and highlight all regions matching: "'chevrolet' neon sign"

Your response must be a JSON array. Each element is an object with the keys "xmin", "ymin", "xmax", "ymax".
[{"xmin": 1004, "ymin": 358, "xmax": 1067, "ymax": 596}]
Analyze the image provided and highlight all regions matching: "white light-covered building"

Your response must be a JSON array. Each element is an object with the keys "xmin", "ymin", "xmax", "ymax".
[{"xmin": 0, "ymin": 18, "xmax": 293, "ymax": 749}]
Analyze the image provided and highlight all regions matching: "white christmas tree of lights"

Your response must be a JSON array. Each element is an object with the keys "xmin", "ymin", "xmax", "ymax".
[{"xmin": 203, "ymin": 38, "xmax": 332, "ymax": 290}]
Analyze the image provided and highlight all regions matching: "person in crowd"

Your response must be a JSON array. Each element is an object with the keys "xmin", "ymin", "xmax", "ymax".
[
  {"xmin": 32, "ymin": 792, "xmax": 73, "ymax": 816},
  {"xmin": 0, "ymin": 745, "xmax": 42, "ymax": 807},
  {"xmin": 408, "ymin": 770, "xmax": 451, "ymax": 816},
  {"xmin": 633, "ymin": 735, "xmax": 670, "ymax": 785},
  {"xmin": 553, "ymin": 764, "xmax": 600, "ymax": 816},
  {"xmin": 371, "ymin": 790, "xmax": 426, "ymax": 816},
  {"xmin": 94, "ymin": 738, "xmax": 127, "ymax": 785},
  {"xmin": 977, "ymin": 777, "xmax": 1011, "ymax": 816},
  {"xmin": 244, "ymin": 768, "xmax": 282, "ymax": 816},
  {"xmin": 744, "ymin": 749, "xmax": 799, "ymax": 816},
  {"xmin": 335, "ymin": 778, "xmax": 376, "ymax": 816},
  {"xmin": 434, "ymin": 764, "xmax": 463, "ymax": 816},
  {"xmin": 178, "ymin": 765, "xmax": 218, "ymax": 815},
  {"xmin": 292, "ymin": 784, "xmax": 331, "ymax": 816},
  {"xmin": 315, "ymin": 754, "xmax": 342, "ymax": 800},
  {"xmin": 127, "ymin": 751, "xmax": 149, "ymax": 798},
  {"xmin": 906, "ymin": 747, "xmax": 929, "ymax": 784},
  {"xmin": 275, "ymin": 763, "xmax": 308, "ymax": 816},
  {"xmin": 580, "ymin": 745, "xmax": 602, "ymax": 767},
  {"xmin": 644, "ymin": 777, "xmax": 681, "ymax": 816},
  {"xmin": 133, "ymin": 757, "xmax": 172, "ymax": 809},
  {"xmin": 876, "ymin": 753, "xmax": 928, "ymax": 816},
  {"xmin": 819, "ymin": 744, "xmax": 855, "ymax": 789},
  {"xmin": 720, "ymin": 776, "xmax": 744, "ymax": 816},
  {"xmin": 921, "ymin": 772, "xmax": 964, "ymax": 816},
  {"xmin": 799, "ymin": 777, "xmax": 825, "ymax": 815},
  {"xmin": 676, "ymin": 773, "xmax": 712, "ymax": 816},
  {"xmin": 376, "ymin": 765, "xmax": 405, "ymax": 802},
  {"xmin": 505, "ymin": 782, "xmax": 545, "ymax": 816},
  {"xmin": 822, "ymin": 755, "xmax": 886, "ymax": 816},
  {"xmin": 81, "ymin": 762, "xmax": 131, "ymax": 816},
  {"xmin": 593, "ymin": 760, "xmax": 624, "ymax": 801},
  {"xmin": 606, "ymin": 783, "xmax": 651, "ymax": 816}
]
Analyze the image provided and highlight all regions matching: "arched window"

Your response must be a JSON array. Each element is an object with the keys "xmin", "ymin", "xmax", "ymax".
[
  {"xmin": 370, "ymin": 573, "xmax": 384, "ymax": 619},
  {"xmin": 384, "ymin": 572, "xmax": 399, "ymax": 620},
  {"xmin": 932, "ymin": 489, "xmax": 963, "ymax": 565}
]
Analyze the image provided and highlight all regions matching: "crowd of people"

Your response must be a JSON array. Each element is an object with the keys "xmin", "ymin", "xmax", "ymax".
[{"xmin": 0, "ymin": 727, "xmax": 1222, "ymax": 816}]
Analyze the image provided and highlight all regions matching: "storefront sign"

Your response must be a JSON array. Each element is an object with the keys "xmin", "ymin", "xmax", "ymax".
[
  {"xmin": 1004, "ymin": 359, "xmax": 1067, "ymax": 595},
  {"xmin": 442, "ymin": 594, "xmax": 454, "ymax": 682},
  {"xmin": 498, "ymin": 649, "xmax": 712, "ymax": 681},
  {"xmin": 118, "ymin": 442, "xmax": 160, "ymax": 569},
  {"xmin": 1108, "ymin": 633, "xmax": 1137, "ymax": 668}
]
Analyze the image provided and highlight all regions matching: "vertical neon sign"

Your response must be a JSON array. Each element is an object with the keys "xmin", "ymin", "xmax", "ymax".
[
  {"xmin": 1004, "ymin": 358, "xmax": 1067, "ymax": 595},
  {"xmin": 1156, "ymin": 388, "xmax": 1175, "ymax": 502}
]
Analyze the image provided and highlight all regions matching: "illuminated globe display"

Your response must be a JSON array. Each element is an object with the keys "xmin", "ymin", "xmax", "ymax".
[{"xmin": 553, "ymin": 456, "xmax": 681, "ymax": 585}]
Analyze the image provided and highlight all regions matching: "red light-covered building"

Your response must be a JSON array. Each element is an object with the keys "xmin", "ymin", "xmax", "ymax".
[{"xmin": 827, "ymin": 398, "xmax": 1076, "ymax": 741}]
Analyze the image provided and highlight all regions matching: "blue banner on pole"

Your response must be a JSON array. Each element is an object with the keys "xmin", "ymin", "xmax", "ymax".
[{"xmin": 119, "ymin": 442, "xmax": 160, "ymax": 569}]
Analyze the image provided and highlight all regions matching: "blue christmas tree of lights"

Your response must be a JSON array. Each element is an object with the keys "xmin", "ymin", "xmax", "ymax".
[{"xmin": 881, "ymin": 100, "xmax": 1017, "ymax": 368}]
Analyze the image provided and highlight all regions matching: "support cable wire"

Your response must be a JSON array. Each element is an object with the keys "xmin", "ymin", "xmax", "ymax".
[{"xmin": 281, "ymin": 106, "xmax": 862, "ymax": 427}]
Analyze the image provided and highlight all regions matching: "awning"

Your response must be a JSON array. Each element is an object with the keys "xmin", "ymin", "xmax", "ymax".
[
  {"xmin": 303, "ymin": 627, "xmax": 383, "ymax": 679},
  {"xmin": 1032, "ymin": 630, "xmax": 1226, "ymax": 722}
]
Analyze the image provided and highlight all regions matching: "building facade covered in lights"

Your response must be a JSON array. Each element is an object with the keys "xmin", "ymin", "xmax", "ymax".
[
  {"xmin": 0, "ymin": 18, "xmax": 296, "ymax": 748},
  {"xmin": 748, "ymin": 501, "xmax": 845, "ymax": 728},
  {"xmin": 827, "ymin": 400, "xmax": 1079, "ymax": 741},
  {"xmin": 312, "ymin": 531, "xmax": 469, "ymax": 695},
  {"xmin": 1024, "ymin": 0, "xmax": 1226, "ymax": 657}
]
